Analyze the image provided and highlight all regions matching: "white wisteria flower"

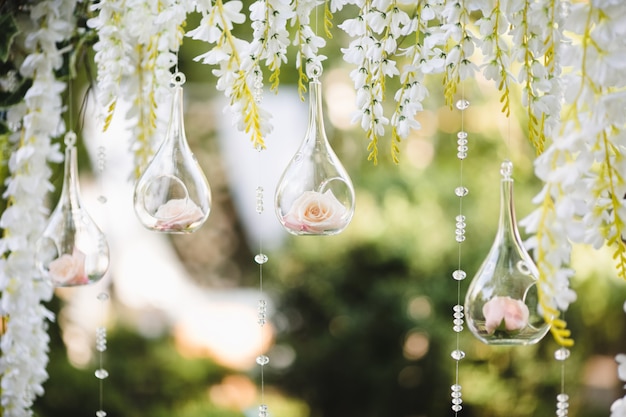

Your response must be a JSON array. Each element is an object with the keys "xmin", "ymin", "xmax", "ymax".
[{"xmin": 0, "ymin": 1, "xmax": 73, "ymax": 415}]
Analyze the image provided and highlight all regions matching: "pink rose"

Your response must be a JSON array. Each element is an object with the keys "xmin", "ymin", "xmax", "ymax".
[
  {"xmin": 154, "ymin": 198, "xmax": 204, "ymax": 231},
  {"xmin": 482, "ymin": 296, "xmax": 529, "ymax": 334},
  {"xmin": 48, "ymin": 249, "xmax": 88, "ymax": 286},
  {"xmin": 282, "ymin": 190, "xmax": 349, "ymax": 233}
]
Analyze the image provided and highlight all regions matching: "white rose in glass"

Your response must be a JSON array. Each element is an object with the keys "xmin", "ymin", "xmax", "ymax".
[
  {"xmin": 282, "ymin": 190, "xmax": 349, "ymax": 233},
  {"xmin": 482, "ymin": 296, "xmax": 530, "ymax": 334},
  {"xmin": 154, "ymin": 198, "xmax": 204, "ymax": 231},
  {"xmin": 48, "ymin": 248, "xmax": 88, "ymax": 285}
]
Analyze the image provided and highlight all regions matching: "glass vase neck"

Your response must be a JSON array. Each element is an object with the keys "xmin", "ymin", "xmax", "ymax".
[
  {"xmin": 307, "ymin": 79, "xmax": 327, "ymax": 145},
  {"xmin": 497, "ymin": 178, "xmax": 518, "ymax": 242},
  {"xmin": 61, "ymin": 146, "xmax": 81, "ymax": 207}
]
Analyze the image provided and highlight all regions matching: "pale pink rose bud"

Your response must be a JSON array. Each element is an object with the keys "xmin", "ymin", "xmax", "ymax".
[{"xmin": 482, "ymin": 296, "xmax": 530, "ymax": 334}]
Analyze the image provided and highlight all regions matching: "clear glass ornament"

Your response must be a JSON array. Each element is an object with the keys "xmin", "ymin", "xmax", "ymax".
[
  {"xmin": 275, "ymin": 72, "xmax": 355, "ymax": 236},
  {"xmin": 464, "ymin": 160, "xmax": 550, "ymax": 345},
  {"xmin": 36, "ymin": 132, "xmax": 110, "ymax": 287},
  {"xmin": 134, "ymin": 72, "xmax": 211, "ymax": 233}
]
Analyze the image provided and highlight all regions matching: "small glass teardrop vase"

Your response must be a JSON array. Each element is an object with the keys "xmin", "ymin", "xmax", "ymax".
[
  {"xmin": 275, "ymin": 75, "xmax": 355, "ymax": 236},
  {"xmin": 134, "ymin": 72, "xmax": 211, "ymax": 233},
  {"xmin": 464, "ymin": 160, "xmax": 550, "ymax": 345},
  {"xmin": 36, "ymin": 132, "xmax": 110, "ymax": 287}
]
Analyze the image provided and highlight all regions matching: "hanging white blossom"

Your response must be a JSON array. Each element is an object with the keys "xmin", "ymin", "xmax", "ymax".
[{"xmin": 0, "ymin": 1, "xmax": 75, "ymax": 415}]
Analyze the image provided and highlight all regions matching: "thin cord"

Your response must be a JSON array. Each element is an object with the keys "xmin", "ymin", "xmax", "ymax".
[
  {"xmin": 254, "ymin": 149, "xmax": 269, "ymax": 417},
  {"xmin": 450, "ymin": 84, "xmax": 470, "ymax": 416}
]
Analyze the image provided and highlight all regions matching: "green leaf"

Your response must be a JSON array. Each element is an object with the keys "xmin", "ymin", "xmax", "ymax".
[{"xmin": 0, "ymin": 14, "xmax": 19, "ymax": 63}]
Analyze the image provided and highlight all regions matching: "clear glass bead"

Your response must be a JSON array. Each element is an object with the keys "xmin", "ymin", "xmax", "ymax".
[
  {"xmin": 452, "ymin": 398, "xmax": 463, "ymax": 405},
  {"xmin": 452, "ymin": 404, "xmax": 462, "ymax": 412},
  {"xmin": 451, "ymin": 391, "xmax": 462, "ymax": 398},
  {"xmin": 554, "ymin": 347, "xmax": 570, "ymax": 361},
  {"xmin": 256, "ymin": 355, "xmax": 270, "ymax": 365},
  {"xmin": 451, "ymin": 384, "xmax": 462, "ymax": 392},
  {"xmin": 97, "ymin": 195, "xmax": 108, "ymax": 204},
  {"xmin": 452, "ymin": 270, "xmax": 466, "ymax": 281},
  {"xmin": 457, "ymin": 152, "xmax": 467, "ymax": 160},
  {"xmin": 557, "ymin": 394, "xmax": 569, "ymax": 402},
  {"xmin": 96, "ymin": 410, "xmax": 107, "ymax": 417},
  {"xmin": 557, "ymin": 410, "xmax": 568, "ymax": 416},
  {"xmin": 451, "ymin": 350, "xmax": 465, "ymax": 360},
  {"xmin": 95, "ymin": 369, "xmax": 109, "ymax": 379},
  {"xmin": 457, "ymin": 131, "xmax": 468, "ymax": 139},
  {"xmin": 455, "ymin": 99, "xmax": 470, "ymax": 110},
  {"xmin": 453, "ymin": 305, "xmax": 464, "ymax": 312},
  {"xmin": 455, "ymin": 235, "xmax": 466, "ymax": 242},
  {"xmin": 457, "ymin": 145, "xmax": 468, "ymax": 152},
  {"xmin": 453, "ymin": 318, "xmax": 464, "ymax": 326},
  {"xmin": 453, "ymin": 312, "xmax": 464, "ymax": 319},
  {"xmin": 255, "ymin": 253, "xmax": 269, "ymax": 264},
  {"xmin": 97, "ymin": 292, "xmax": 109, "ymax": 302},
  {"xmin": 453, "ymin": 325, "xmax": 463, "ymax": 332},
  {"xmin": 454, "ymin": 187, "xmax": 468, "ymax": 197}
]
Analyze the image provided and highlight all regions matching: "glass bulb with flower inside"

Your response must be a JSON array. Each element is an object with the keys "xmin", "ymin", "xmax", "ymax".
[
  {"xmin": 36, "ymin": 131, "xmax": 110, "ymax": 287},
  {"xmin": 275, "ymin": 67, "xmax": 355, "ymax": 235},
  {"xmin": 133, "ymin": 72, "xmax": 211, "ymax": 233}
]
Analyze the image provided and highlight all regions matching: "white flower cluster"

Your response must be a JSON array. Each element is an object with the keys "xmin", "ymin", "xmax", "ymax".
[
  {"xmin": 292, "ymin": 0, "xmax": 327, "ymax": 94},
  {"xmin": 522, "ymin": 0, "xmax": 626, "ymax": 347},
  {"xmin": 441, "ymin": 0, "xmax": 479, "ymax": 106},
  {"xmin": 339, "ymin": 0, "xmax": 439, "ymax": 163},
  {"xmin": 188, "ymin": 0, "xmax": 273, "ymax": 150},
  {"xmin": 89, "ymin": 0, "xmax": 192, "ymax": 176},
  {"xmin": 0, "ymin": 1, "xmax": 74, "ymax": 415},
  {"xmin": 509, "ymin": 0, "xmax": 563, "ymax": 152},
  {"xmin": 249, "ymin": 0, "xmax": 294, "ymax": 92}
]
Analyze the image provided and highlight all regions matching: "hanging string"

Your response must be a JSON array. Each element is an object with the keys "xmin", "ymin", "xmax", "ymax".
[
  {"xmin": 554, "ymin": 315, "xmax": 571, "ymax": 416},
  {"xmin": 450, "ymin": 86, "xmax": 470, "ymax": 415},
  {"xmin": 95, "ymin": 291, "xmax": 109, "ymax": 417},
  {"xmin": 253, "ymin": 110, "xmax": 269, "ymax": 415}
]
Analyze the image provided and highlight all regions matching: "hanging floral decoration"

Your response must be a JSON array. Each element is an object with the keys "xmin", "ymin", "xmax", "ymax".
[
  {"xmin": 0, "ymin": 1, "xmax": 76, "ymax": 415},
  {"xmin": 1, "ymin": 0, "xmax": 626, "ymax": 414}
]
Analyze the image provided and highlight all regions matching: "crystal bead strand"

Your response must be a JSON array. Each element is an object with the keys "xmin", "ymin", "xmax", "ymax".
[
  {"xmin": 254, "ymin": 156, "xmax": 270, "ymax": 417},
  {"xmin": 450, "ymin": 97, "xmax": 470, "ymax": 415},
  {"xmin": 93, "ymin": 86, "xmax": 110, "ymax": 417},
  {"xmin": 95, "ymin": 292, "xmax": 109, "ymax": 417},
  {"xmin": 555, "ymin": 346, "xmax": 571, "ymax": 416}
]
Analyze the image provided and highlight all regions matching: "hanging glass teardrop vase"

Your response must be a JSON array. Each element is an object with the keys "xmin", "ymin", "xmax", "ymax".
[
  {"xmin": 464, "ymin": 160, "xmax": 550, "ymax": 345},
  {"xmin": 274, "ymin": 77, "xmax": 355, "ymax": 236},
  {"xmin": 134, "ymin": 72, "xmax": 211, "ymax": 233},
  {"xmin": 36, "ymin": 132, "xmax": 110, "ymax": 287}
]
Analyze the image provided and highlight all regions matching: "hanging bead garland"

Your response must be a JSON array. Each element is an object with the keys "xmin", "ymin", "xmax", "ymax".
[
  {"xmin": 255, "ymin": 167, "xmax": 270, "ymax": 417},
  {"xmin": 555, "ymin": 346, "xmax": 571, "ymax": 416},
  {"xmin": 95, "ymin": 291, "xmax": 109, "ymax": 417},
  {"xmin": 450, "ymin": 97, "xmax": 470, "ymax": 414}
]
